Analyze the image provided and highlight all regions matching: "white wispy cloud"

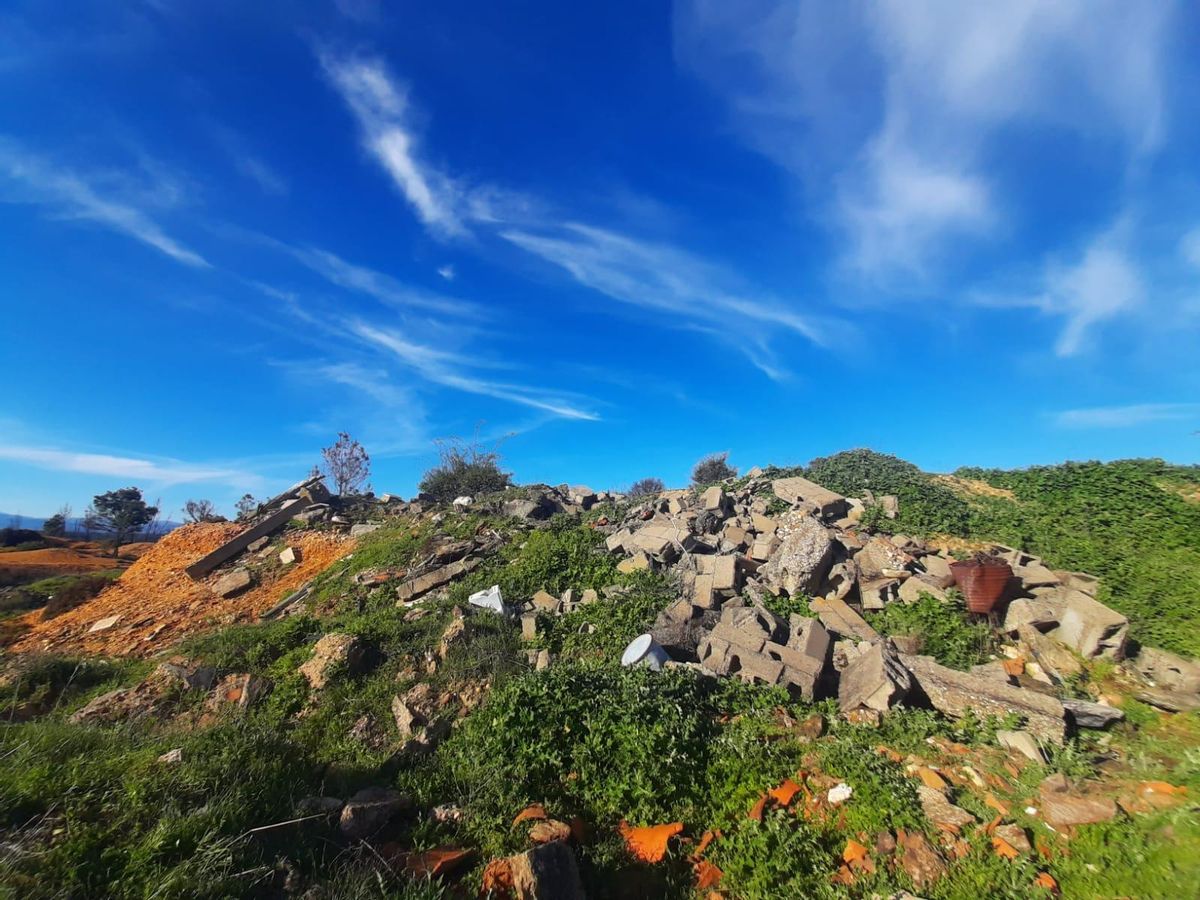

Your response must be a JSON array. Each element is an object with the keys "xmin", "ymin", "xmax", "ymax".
[
  {"xmin": 500, "ymin": 222, "xmax": 845, "ymax": 376},
  {"xmin": 437, "ymin": 264, "xmax": 455, "ymax": 281},
  {"xmin": 320, "ymin": 52, "xmax": 467, "ymax": 238},
  {"xmin": 1182, "ymin": 227, "xmax": 1200, "ymax": 269},
  {"xmin": 0, "ymin": 444, "xmax": 263, "ymax": 488},
  {"xmin": 0, "ymin": 139, "xmax": 209, "ymax": 267},
  {"xmin": 352, "ymin": 321, "xmax": 599, "ymax": 420},
  {"xmin": 675, "ymin": 1, "xmax": 1173, "ymax": 276},
  {"xmin": 1053, "ymin": 403, "xmax": 1200, "ymax": 429},
  {"xmin": 289, "ymin": 244, "xmax": 477, "ymax": 317}
]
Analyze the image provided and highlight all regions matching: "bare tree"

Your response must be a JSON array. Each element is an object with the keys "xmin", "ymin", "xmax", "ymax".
[
  {"xmin": 320, "ymin": 432, "xmax": 371, "ymax": 496},
  {"xmin": 182, "ymin": 499, "xmax": 221, "ymax": 523},
  {"xmin": 80, "ymin": 505, "xmax": 100, "ymax": 540},
  {"xmin": 235, "ymin": 493, "xmax": 259, "ymax": 520}
]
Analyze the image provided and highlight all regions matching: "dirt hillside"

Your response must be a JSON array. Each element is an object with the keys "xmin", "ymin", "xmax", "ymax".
[{"xmin": 6, "ymin": 523, "xmax": 355, "ymax": 657}]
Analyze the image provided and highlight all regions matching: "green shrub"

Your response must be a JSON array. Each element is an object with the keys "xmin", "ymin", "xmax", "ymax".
[
  {"xmin": 805, "ymin": 449, "xmax": 970, "ymax": 535},
  {"xmin": 866, "ymin": 594, "xmax": 995, "ymax": 670},
  {"xmin": 418, "ymin": 437, "xmax": 511, "ymax": 502}
]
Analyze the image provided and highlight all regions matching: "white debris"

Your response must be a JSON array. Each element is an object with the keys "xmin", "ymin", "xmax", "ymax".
[
  {"xmin": 452, "ymin": 496, "xmax": 473, "ymax": 508},
  {"xmin": 158, "ymin": 748, "xmax": 183, "ymax": 764},
  {"xmin": 468, "ymin": 584, "xmax": 507, "ymax": 615},
  {"xmin": 827, "ymin": 782, "xmax": 853, "ymax": 805}
]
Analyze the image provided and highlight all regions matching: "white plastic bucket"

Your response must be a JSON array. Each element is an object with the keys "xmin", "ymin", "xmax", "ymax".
[{"xmin": 621, "ymin": 633, "xmax": 670, "ymax": 671}]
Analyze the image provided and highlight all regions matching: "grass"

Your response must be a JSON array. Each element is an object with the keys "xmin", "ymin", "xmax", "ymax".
[{"xmin": 867, "ymin": 593, "xmax": 997, "ymax": 670}]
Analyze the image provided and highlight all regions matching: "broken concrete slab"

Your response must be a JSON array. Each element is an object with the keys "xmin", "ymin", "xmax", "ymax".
[
  {"xmin": 902, "ymin": 654, "xmax": 1066, "ymax": 744},
  {"xmin": 279, "ymin": 546, "xmax": 299, "ymax": 565},
  {"xmin": 88, "ymin": 614, "xmax": 122, "ymax": 633},
  {"xmin": 1050, "ymin": 592, "xmax": 1128, "ymax": 660},
  {"xmin": 395, "ymin": 557, "xmax": 481, "ymax": 604},
  {"xmin": 916, "ymin": 784, "xmax": 976, "ymax": 830},
  {"xmin": 212, "ymin": 569, "xmax": 253, "ymax": 599},
  {"xmin": 1038, "ymin": 777, "xmax": 1117, "ymax": 828},
  {"xmin": 771, "ymin": 476, "xmax": 849, "ymax": 519},
  {"xmin": 349, "ymin": 523, "xmax": 381, "ymax": 538},
  {"xmin": 339, "ymin": 787, "xmax": 410, "ymax": 840},
  {"xmin": 855, "ymin": 536, "xmax": 913, "ymax": 581},
  {"xmin": 1063, "ymin": 698, "xmax": 1124, "ymax": 729},
  {"xmin": 898, "ymin": 573, "xmax": 948, "ymax": 604},
  {"xmin": 1003, "ymin": 597, "xmax": 1060, "ymax": 634},
  {"xmin": 186, "ymin": 497, "xmax": 307, "ymax": 579},
  {"xmin": 997, "ymin": 729, "xmax": 1044, "ymax": 762},
  {"xmin": 711, "ymin": 555, "xmax": 739, "ymax": 593},
  {"xmin": 617, "ymin": 552, "xmax": 651, "ymax": 574},
  {"xmin": 702, "ymin": 485, "xmax": 730, "ymax": 516},
  {"xmin": 810, "ymin": 595, "xmax": 880, "ymax": 642},
  {"xmin": 761, "ymin": 511, "xmax": 833, "ymax": 597},
  {"xmin": 530, "ymin": 590, "xmax": 560, "ymax": 613},
  {"xmin": 1132, "ymin": 647, "xmax": 1200, "ymax": 694},
  {"xmin": 839, "ymin": 641, "xmax": 911, "ymax": 712},
  {"xmin": 1016, "ymin": 623, "xmax": 1084, "ymax": 682},
  {"xmin": 918, "ymin": 554, "xmax": 955, "ymax": 588}
]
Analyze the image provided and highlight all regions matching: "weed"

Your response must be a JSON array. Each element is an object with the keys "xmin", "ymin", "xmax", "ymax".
[{"xmin": 867, "ymin": 594, "xmax": 996, "ymax": 670}]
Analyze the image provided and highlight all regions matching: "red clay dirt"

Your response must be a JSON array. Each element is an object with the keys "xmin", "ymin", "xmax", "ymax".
[{"xmin": 4, "ymin": 523, "xmax": 355, "ymax": 657}]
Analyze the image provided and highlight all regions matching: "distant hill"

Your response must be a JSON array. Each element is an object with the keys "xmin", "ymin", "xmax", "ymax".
[{"xmin": 0, "ymin": 513, "xmax": 182, "ymax": 536}]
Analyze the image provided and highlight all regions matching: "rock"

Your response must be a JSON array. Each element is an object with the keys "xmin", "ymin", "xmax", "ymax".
[
  {"xmin": 505, "ymin": 840, "xmax": 585, "ymax": 899},
  {"xmin": 1136, "ymin": 687, "xmax": 1200, "ymax": 712},
  {"xmin": 339, "ymin": 787, "xmax": 410, "ymax": 840},
  {"xmin": 772, "ymin": 476, "xmax": 849, "ymax": 519},
  {"xmin": 997, "ymin": 729, "xmax": 1044, "ymax": 762},
  {"xmin": 1049, "ymin": 592, "xmax": 1128, "ymax": 660},
  {"xmin": 86, "ymin": 614, "xmax": 121, "ymax": 633},
  {"xmin": 1063, "ymin": 698, "xmax": 1124, "ymax": 729},
  {"xmin": 391, "ymin": 695, "xmax": 425, "ymax": 737},
  {"xmin": 617, "ymin": 553, "xmax": 651, "ymax": 574},
  {"xmin": 531, "ymin": 590, "xmax": 561, "ymax": 613},
  {"xmin": 901, "ymin": 654, "xmax": 1066, "ymax": 744},
  {"xmin": 896, "ymin": 828, "xmax": 946, "ymax": 890},
  {"xmin": 1038, "ymin": 777, "xmax": 1117, "ymax": 828},
  {"xmin": 918, "ymin": 553, "xmax": 955, "ymax": 588},
  {"xmin": 810, "ymin": 595, "xmax": 881, "ymax": 642},
  {"xmin": 247, "ymin": 536, "xmax": 269, "ymax": 552},
  {"xmin": 157, "ymin": 748, "xmax": 183, "ymax": 764},
  {"xmin": 452, "ymin": 496, "xmax": 473, "ymax": 508},
  {"xmin": 1132, "ymin": 647, "xmax": 1200, "ymax": 694},
  {"xmin": 207, "ymin": 673, "xmax": 272, "ymax": 711},
  {"xmin": 349, "ymin": 522, "xmax": 382, "ymax": 537},
  {"xmin": 917, "ymin": 784, "xmax": 976, "ymax": 830},
  {"xmin": 762, "ymin": 511, "xmax": 834, "ymax": 597},
  {"xmin": 1002, "ymin": 597, "xmax": 1060, "ymax": 633},
  {"xmin": 702, "ymin": 485, "xmax": 730, "ymax": 516},
  {"xmin": 299, "ymin": 633, "xmax": 366, "ymax": 690},
  {"xmin": 520, "ymin": 612, "xmax": 539, "ymax": 641},
  {"xmin": 155, "ymin": 660, "xmax": 218, "ymax": 691},
  {"xmin": 891, "ymin": 634, "xmax": 924, "ymax": 654},
  {"xmin": 856, "ymin": 536, "xmax": 913, "ymax": 581},
  {"xmin": 279, "ymin": 546, "xmax": 298, "ymax": 565},
  {"xmin": 839, "ymin": 641, "xmax": 912, "ymax": 712},
  {"xmin": 213, "ymin": 569, "xmax": 253, "ymax": 598},
  {"xmin": 898, "ymin": 574, "xmax": 948, "ymax": 604},
  {"xmin": 711, "ymin": 555, "xmax": 740, "ymax": 593},
  {"xmin": 395, "ymin": 557, "xmax": 482, "ymax": 604},
  {"xmin": 994, "ymin": 823, "xmax": 1031, "ymax": 854},
  {"xmin": 1016, "ymin": 623, "xmax": 1084, "ymax": 682},
  {"xmin": 1054, "ymin": 570, "xmax": 1100, "ymax": 596}
]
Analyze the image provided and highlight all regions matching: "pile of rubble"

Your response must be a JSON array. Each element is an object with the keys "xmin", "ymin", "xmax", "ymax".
[{"xmin": 534, "ymin": 470, "xmax": 1200, "ymax": 738}]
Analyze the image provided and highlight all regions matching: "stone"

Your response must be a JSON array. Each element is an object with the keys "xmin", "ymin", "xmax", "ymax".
[
  {"xmin": 1038, "ymin": 778, "xmax": 1117, "ymax": 828},
  {"xmin": 617, "ymin": 552, "xmax": 651, "ymax": 574},
  {"xmin": 917, "ymin": 784, "xmax": 976, "ymax": 830},
  {"xmin": 898, "ymin": 574, "xmax": 948, "ymax": 604},
  {"xmin": 157, "ymin": 748, "xmax": 183, "ymax": 764},
  {"xmin": 997, "ymin": 729, "xmax": 1044, "ymax": 762},
  {"xmin": 1016, "ymin": 623, "xmax": 1084, "ymax": 682},
  {"xmin": 691, "ymin": 573, "xmax": 716, "ymax": 609},
  {"xmin": 339, "ymin": 787, "xmax": 410, "ymax": 840},
  {"xmin": 702, "ymin": 485, "xmax": 730, "ymax": 515},
  {"xmin": 896, "ymin": 828, "xmax": 947, "ymax": 890},
  {"xmin": 1050, "ymin": 592, "xmax": 1128, "ymax": 660},
  {"xmin": 1136, "ymin": 687, "xmax": 1200, "ymax": 712},
  {"xmin": 156, "ymin": 661, "xmax": 218, "ymax": 691},
  {"xmin": 749, "ymin": 534, "xmax": 780, "ymax": 561},
  {"xmin": 712, "ymin": 555, "xmax": 740, "ymax": 593},
  {"xmin": 395, "ymin": 557, "xmax": 481, "ymax": 604},
  {"xmin": 1015, "ymin": 561, "xmax": 1060, "ymax": 589},
  {"xmin": 212, "ymin": 569, "xmax": 253, "ymax": 598},
  {"xmin": 207, "ymin": 673, "xmax": 271, "ymax": 711},
  {"xmin": 772, "ymin": 476, "xmax": 849, "ymax": 519},
  {"xmin": 1003, "ymin": 598, "xmax": 1060, "ymax": 633},
  {"xmin": 761, "ymin": 511, "xmax": 834, "ymax": 596},
  {"xmin": 531, "ymin": 590, "xmax": 560, "ymax": 613},
  {"xmin": 994, "ymin": 824, "xmax": 1031, "ymax": 854},
  {"xmin": 521, "ymin": 613, "xmax": 539, "ymax": 641},
  {"xmin": 605, "ymin": 529, "xmax": 632, "ymax": 553},
  {"xmin": 299, "ymin": 633, "xmax": 366, "ymax": 690},
  {"xmin": 859, "ymin": 577, "xmax": 899, "ymax": 610},
  {"xmin": 839, "ymin": 641, "xmax": 911, "ymax": 712},
  {"xmin": 880, "ymin": 495, "xmax": 899, "ymax": 519},
  {"xmin": 1132, "ymin": 647, "xmax": 1200, "ymax": 694},
  {"xmin": 88, "ymin": 614, "xmax": 122, "ymax": 633},
  {"xmin": 579, "ymin": 588, "xmax": 599, "ymax": 606},
  {"xmin": 505, "ymin": 840, "xmax": 585, "ymax": 900},
  {"xmin": 1054, "ymin": 570, "xmax": 1100, "ymax": 596},
  {"xmin": 810, "ymin": 595, "xmax": 880, "ymax": 642},
  {"xmin": 855, "ymin": 536, "xmax": 912, "ymax": 581},
  {"xmin": 820, "ymin": 560, "xmax": 858, "ymax": 603},
  {"xmin": 349, "ymin": 522, "xmax": 382, "ymax": 537},
  {"xmin": 279, "ymin": 546, "xmax": 298, "ymax": 565},
  {"xmin": 919, "ymin": 554, "xmax": 955, "ymax": 588},
  {"xmin": 1063, "ymin": 698, "xmax": 1124, "ymax": 729},
  {"xmin": 902, "ymin": 654, "xmax": 1066, "ymax": 744},
  {"xmin": 392, "ymin": 695, "xmax": 425, "ymax": 738}
]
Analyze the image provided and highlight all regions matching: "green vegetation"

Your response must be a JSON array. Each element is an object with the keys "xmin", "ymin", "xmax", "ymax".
[
  {"xmin": 806, "ymin": 448, "xmax": 970, "ymax": 535},
  {"xmin": 956, "ymin": 459, "xmax": 1200, "ymax": 657},
  {"xmin": 868, "ymin": 593, "xmax": 996, "ymax": 670},
  {"xmin": 418, "ymin": 436, "xmax": 511, "ymax": 502}
]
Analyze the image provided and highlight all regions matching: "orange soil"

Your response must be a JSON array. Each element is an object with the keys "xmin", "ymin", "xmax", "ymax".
[
  {"xmin": 0, "ymin": 540, "xmax": 152, "ymax": 583},
  {"xmin": 6, "ymin": 523, "xmax": 355, "ymax": 658}
]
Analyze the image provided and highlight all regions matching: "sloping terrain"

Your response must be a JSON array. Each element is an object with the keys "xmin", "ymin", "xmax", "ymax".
[{"xmin": 0, "ymin": 452, "xmax": 1197, "ymax": 899}]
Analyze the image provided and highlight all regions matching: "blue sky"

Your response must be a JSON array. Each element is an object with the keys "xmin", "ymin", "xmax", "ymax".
[{"xmin": 2, "ymin": 1, "xmax": 1199, "ymax": 519}]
